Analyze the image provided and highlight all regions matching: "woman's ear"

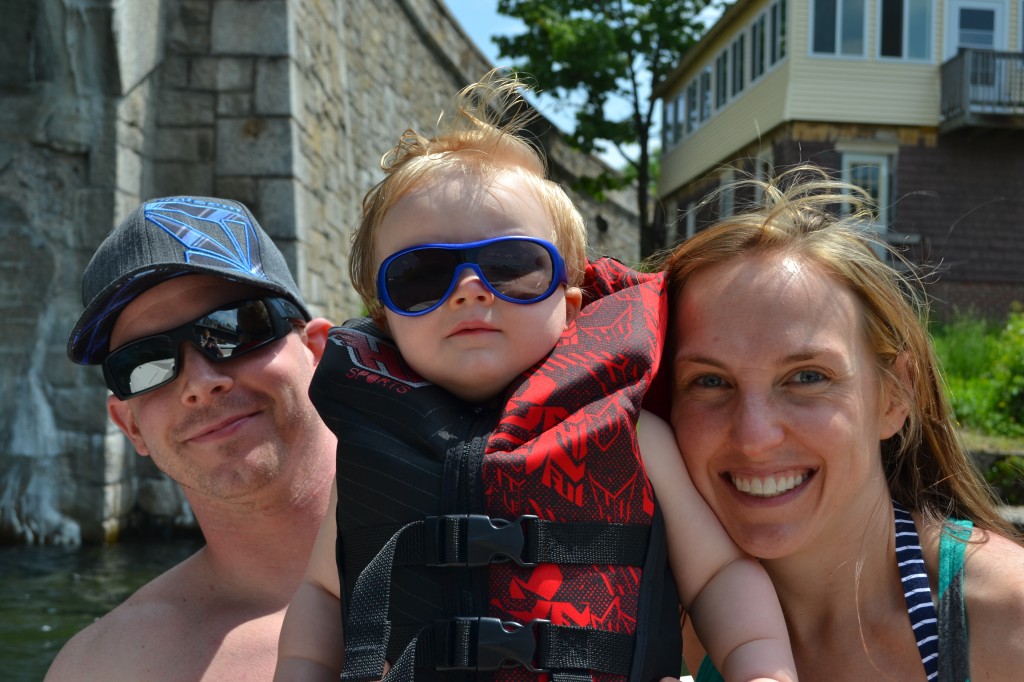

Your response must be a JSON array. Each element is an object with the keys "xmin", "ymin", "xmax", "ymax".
[
  {"xmin": 564, "ymin": 287, "xmax": 583, "ymax": 326},
  {"xmin": 880, "ymin": 352, "xmax": 912, "ymax": 440}
]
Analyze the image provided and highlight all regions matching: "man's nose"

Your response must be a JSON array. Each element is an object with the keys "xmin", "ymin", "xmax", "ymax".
[{"xmin": 176, "ymin": 343, "xmax": 234, "ymax": 405}]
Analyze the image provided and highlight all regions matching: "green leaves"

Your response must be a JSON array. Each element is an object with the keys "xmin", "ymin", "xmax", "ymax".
[
  {"xmin": 495, "ymin": 0, "xmax": 719, "ymax": 255},
  {"xmin": 933, "ymin": 308, "xmax": 1024, "ymax": 438}
]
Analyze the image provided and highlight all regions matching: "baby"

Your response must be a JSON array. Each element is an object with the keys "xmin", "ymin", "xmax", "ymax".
[{"xmin": 275, "ymin": 70, "xmax": 796, "ymax": 682}]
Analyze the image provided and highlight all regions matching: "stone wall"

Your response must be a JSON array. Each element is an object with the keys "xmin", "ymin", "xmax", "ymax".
[{"xmin": 0, "ymin": 0, "xmax": 639, "ymax": 543}]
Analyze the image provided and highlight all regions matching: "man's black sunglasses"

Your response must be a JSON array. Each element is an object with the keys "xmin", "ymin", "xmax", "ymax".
[{"xmin": 103, "ymin": 297, "xmax": 305, "ymax": 400}]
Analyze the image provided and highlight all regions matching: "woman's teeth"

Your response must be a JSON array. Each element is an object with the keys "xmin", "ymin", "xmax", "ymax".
[{"xmin": 731, "ymin": 472, "xmax": 806, "ymax": 497}]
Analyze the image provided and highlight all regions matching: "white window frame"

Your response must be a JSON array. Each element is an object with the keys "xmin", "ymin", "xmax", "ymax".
[
  {"xmin": 753, "ymin": 150, "xmax": 775, "ymax": 204},
  {"xmin": 685, "ymin": 201, "xmax": 697, "ymax": 239},
  {"xmin": 686, "ymin": 80, "xmax": 699, "ymax": 133},
  {"xmin": 663, "ymin": 99, "xmax": 674, "ymax": 148},
  {"xmin": 944, "ymin": 0, "xmax": 1008, "ymax": 59},
  {"xmin": 674, "ymin": 93, "xmax": 685, "ymax": 143},
  {"xmin": 751, "ymin": 13, "xmax": 768, "ymax": 82},
  {"xmin": 730, "ymin": 34, "xmax": 746, "ymax": 96},
  {"xmin": 719, "ymin": 168, "xmax": 736, "ymax": 218},
  {"xmin": 770, "ymin": 0, "xmax": 788, "ymax": 65},
  {"xmin": 715, "ymin": 50, "xmax": 730, "ymax": 109},
  {"xmin": 666, "ymin": 200, "xmax": 680, "ymax": 244},
  {"xmin": 878, "ymin": 0, "xmax": 934, "ymax": 62},
  {"xmin": 699, "ymin": 66, "xmax": 713, "ymax": 122},
  {"xmin": 811, "ymin": 0, "xmax": 868, "ymax": 57},
  {"xmin": 841, "ymin": 152, "xmax": 891, "ymax": 230}
]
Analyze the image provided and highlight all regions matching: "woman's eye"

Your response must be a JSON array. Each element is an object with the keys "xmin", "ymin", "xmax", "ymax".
[
  {"xmin": 792, "ymin": 370, "xmax": 825, "ymax": 384},
  {"xmin": 695, "ymin": 374, "xmax": 726, "ymax": 388}
]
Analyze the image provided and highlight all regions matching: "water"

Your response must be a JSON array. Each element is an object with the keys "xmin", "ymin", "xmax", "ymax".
[{"xmin": 0, "ymin": 539, "xmax": 203, "ymax": 681}]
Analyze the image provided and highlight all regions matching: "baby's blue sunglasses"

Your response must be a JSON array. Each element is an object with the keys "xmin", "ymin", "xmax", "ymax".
[{"xmin": 377, "ymin": 236, "xmax": 568, "ymax": 316}]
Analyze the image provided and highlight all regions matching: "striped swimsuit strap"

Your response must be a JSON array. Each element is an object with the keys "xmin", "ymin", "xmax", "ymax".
[{"xmin": 894, "ymin": 502, "xmax": 939, "ymax": 681}]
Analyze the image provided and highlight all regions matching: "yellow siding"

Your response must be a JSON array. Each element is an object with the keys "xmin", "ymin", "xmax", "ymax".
[
  {"xmin": 658, "ymin": 0, "xmax": 793, "ymax": 192},
  {"xmin": 787, "ymin": 59, "xmax": 940, "ymax": 125},
  {"xmin": 786, "ymin": 0, "xmax": 940, "ymax": 125},
  {"xmin": 659, "ymin": 0, "xmax": 776, "ymax": 101},
  {"xmin": 659, "ymin": 63, "xmax": 790, "ymax": 195},
  {"xmin": 657, "ymin": 0, "xmax": 962, "ymax": 193}
]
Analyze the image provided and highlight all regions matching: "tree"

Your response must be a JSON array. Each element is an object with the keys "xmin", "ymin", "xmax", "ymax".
[{"xmin": 495, "ymin": 0, "xmax": 716, "ymax": 257}]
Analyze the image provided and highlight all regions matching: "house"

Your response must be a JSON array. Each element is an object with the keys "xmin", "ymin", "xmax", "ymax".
[{"xmin": 653, "ymin": 0, "xmax": 1024, "ymax": 319}]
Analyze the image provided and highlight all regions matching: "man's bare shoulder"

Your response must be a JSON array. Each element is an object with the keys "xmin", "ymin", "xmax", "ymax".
[
  {"xmin": 44, "ymin": 556, "xmax": 202, "ymax": 681},
  {"xmin": 45, "ymin": 548, "xmax": 289, "ymax": 682}
]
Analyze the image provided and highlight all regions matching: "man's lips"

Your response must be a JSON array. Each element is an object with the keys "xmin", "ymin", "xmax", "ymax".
[
  {"xmin": 728, "ymin": 468, "xmax": 813, "ymax": 497},
  {"xmin": 183, "ymin": 411, "xmax": 259, "ymax": 443}
]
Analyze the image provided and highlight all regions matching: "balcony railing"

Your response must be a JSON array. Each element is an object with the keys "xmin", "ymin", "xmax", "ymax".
[{"xmin": 940, "ymin": 49, "xmax": 1024, "ymax": 133}]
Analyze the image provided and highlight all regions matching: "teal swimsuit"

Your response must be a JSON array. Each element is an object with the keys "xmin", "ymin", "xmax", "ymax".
[{"xmin": 693, "ymin": 503, "xmax": 972, "ymax": 682}]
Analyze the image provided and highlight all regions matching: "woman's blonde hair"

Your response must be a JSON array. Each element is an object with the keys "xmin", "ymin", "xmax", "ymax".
[
  {"xmin": 350, "ymin": 69, "xmax": 588, "ymax": 323},
  {"xmin": 660, "ymin": 164, "xmax": 1017, "ymax": 538}
]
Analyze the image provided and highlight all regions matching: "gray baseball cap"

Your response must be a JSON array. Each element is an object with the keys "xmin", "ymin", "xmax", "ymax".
[{"xmin": 68, "ymin": 195, "xmax": 310, "ymax": 365}]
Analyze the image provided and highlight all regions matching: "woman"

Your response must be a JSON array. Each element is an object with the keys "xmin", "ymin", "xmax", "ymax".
[{"xmin": 645, "ymin": 166, "xmax": 1024, "ymax": 681}]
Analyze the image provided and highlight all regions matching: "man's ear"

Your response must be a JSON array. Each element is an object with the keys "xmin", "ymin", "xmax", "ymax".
[
  {"xmin": 880, "ymin": 352, "xmax": 912, "ymax": 440},
  {"xmin": 564, "ymin": 287, "xmax": 583, "ymax": 327},
  {"xmin": 301, "ymin": 317, "xmax": 333, "ymax": 365},
  {"xmin": 107, "ymin": 395, "xmax": 150, "ymax": 456}
]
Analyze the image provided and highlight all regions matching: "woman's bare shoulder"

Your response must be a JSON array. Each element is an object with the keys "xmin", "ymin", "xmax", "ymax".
[
  {"xmin": 964, "ymin": 528, "xmax": 1024, "ymax": 679},
  {"xmin": 964, "ymin": 527, "xmax": 1024, "ymax": 605},
  {"xmin": 913, "ymin": 517, "xmax": 1023, "ymax": 680}
]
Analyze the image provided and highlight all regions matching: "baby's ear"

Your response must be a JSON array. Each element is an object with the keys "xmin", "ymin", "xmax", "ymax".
[{"xmin": 564, "ymin": 287, "xmax": 583, "ymax": 326}]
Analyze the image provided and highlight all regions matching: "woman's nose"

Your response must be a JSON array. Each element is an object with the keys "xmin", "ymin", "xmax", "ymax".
[{"xmin": 730, "ymin": 390, "xmax": 785, "ymax": 458}]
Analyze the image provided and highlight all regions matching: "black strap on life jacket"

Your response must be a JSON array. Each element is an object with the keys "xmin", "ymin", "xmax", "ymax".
[
  {"xmin": 382, "ymin": 618, "xmax": 636, "ymax": 681},
  {"xmin": 341, "ymin": 515, "xmax": 649, "ymax": 680},
  {"xmin": 343, "ymin": 515, "xmax": 650, "ymax": 569}
]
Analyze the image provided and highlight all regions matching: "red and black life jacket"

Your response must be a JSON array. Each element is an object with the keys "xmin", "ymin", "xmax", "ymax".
[{"xmin": 309, "ymin": 257, "xmax": 680, "ymax": 681}]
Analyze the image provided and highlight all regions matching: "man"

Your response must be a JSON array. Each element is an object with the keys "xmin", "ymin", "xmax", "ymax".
[{"xmin": 46, "ymin": 196, "xmax": 338, "ymax": 681}]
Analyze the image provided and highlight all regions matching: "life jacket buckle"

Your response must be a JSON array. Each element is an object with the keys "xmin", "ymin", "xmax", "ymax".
[
  {"xmin": 433, "ymin": 616, "xmax": 550, "ymax": 672},
  {"xmin": 425, "ymin": 514, "xmax": 539, "ymax": 567}
]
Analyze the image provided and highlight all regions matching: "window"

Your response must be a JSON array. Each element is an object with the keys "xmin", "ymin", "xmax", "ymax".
[
  {"xmin": 770, "ymin": 0, "xmax": 787, "ymax": 64},
  {"xmin": 751, "ymin": 14, "xmax": 767, "ymax": 80},
  {"xmin": 685, "ymin": 201, "xmax": 697, "ymax": 239},
  {"xmin": 716, "ymin": 51, "xmax": 729, "ymax": 108},
  {"xmin": 958, "ymin": 7, "xmax": 996, "ymax": 48},
  {"xmin": 686, "ymin": 81, "xmax": 698, "ymax": 133},
  {"xmin": 663, "ymin": 99, "xmax": 674, "ymax": 148},
  {"xmin": 731, "ymin": 35, "xmax": 746, "ymax": 96},
  {"xmin": 879, "ymin": 0, "xmax": 932, "ymax": 60},
  {"xmin": 813, "ymin": 0, "xmax": 866, "ymax": 56},
  {"xmin": 700, "ymin": 67, "xmax": 713, "ymax": 122},
  {"xmin": 842, "ymin": 153, "xmax": 891, "ymax": 228},
  {"xmin": 753, "ymin": 151, "xmax": 774, "ymax": 203},
  {"xmin": 666, "ymin": 200, "xmax": 680, "ymax": 244},
  {"xmin": 719, "ymin": 168, "xmax": 736, "ymax": 218},
  {"xmin": 674, "ymin": 93, "xmax": 684, "ymax": 143},
  {"xmin": 662, "ymin": 96, "xmax": 686, "ymax": 147}
]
